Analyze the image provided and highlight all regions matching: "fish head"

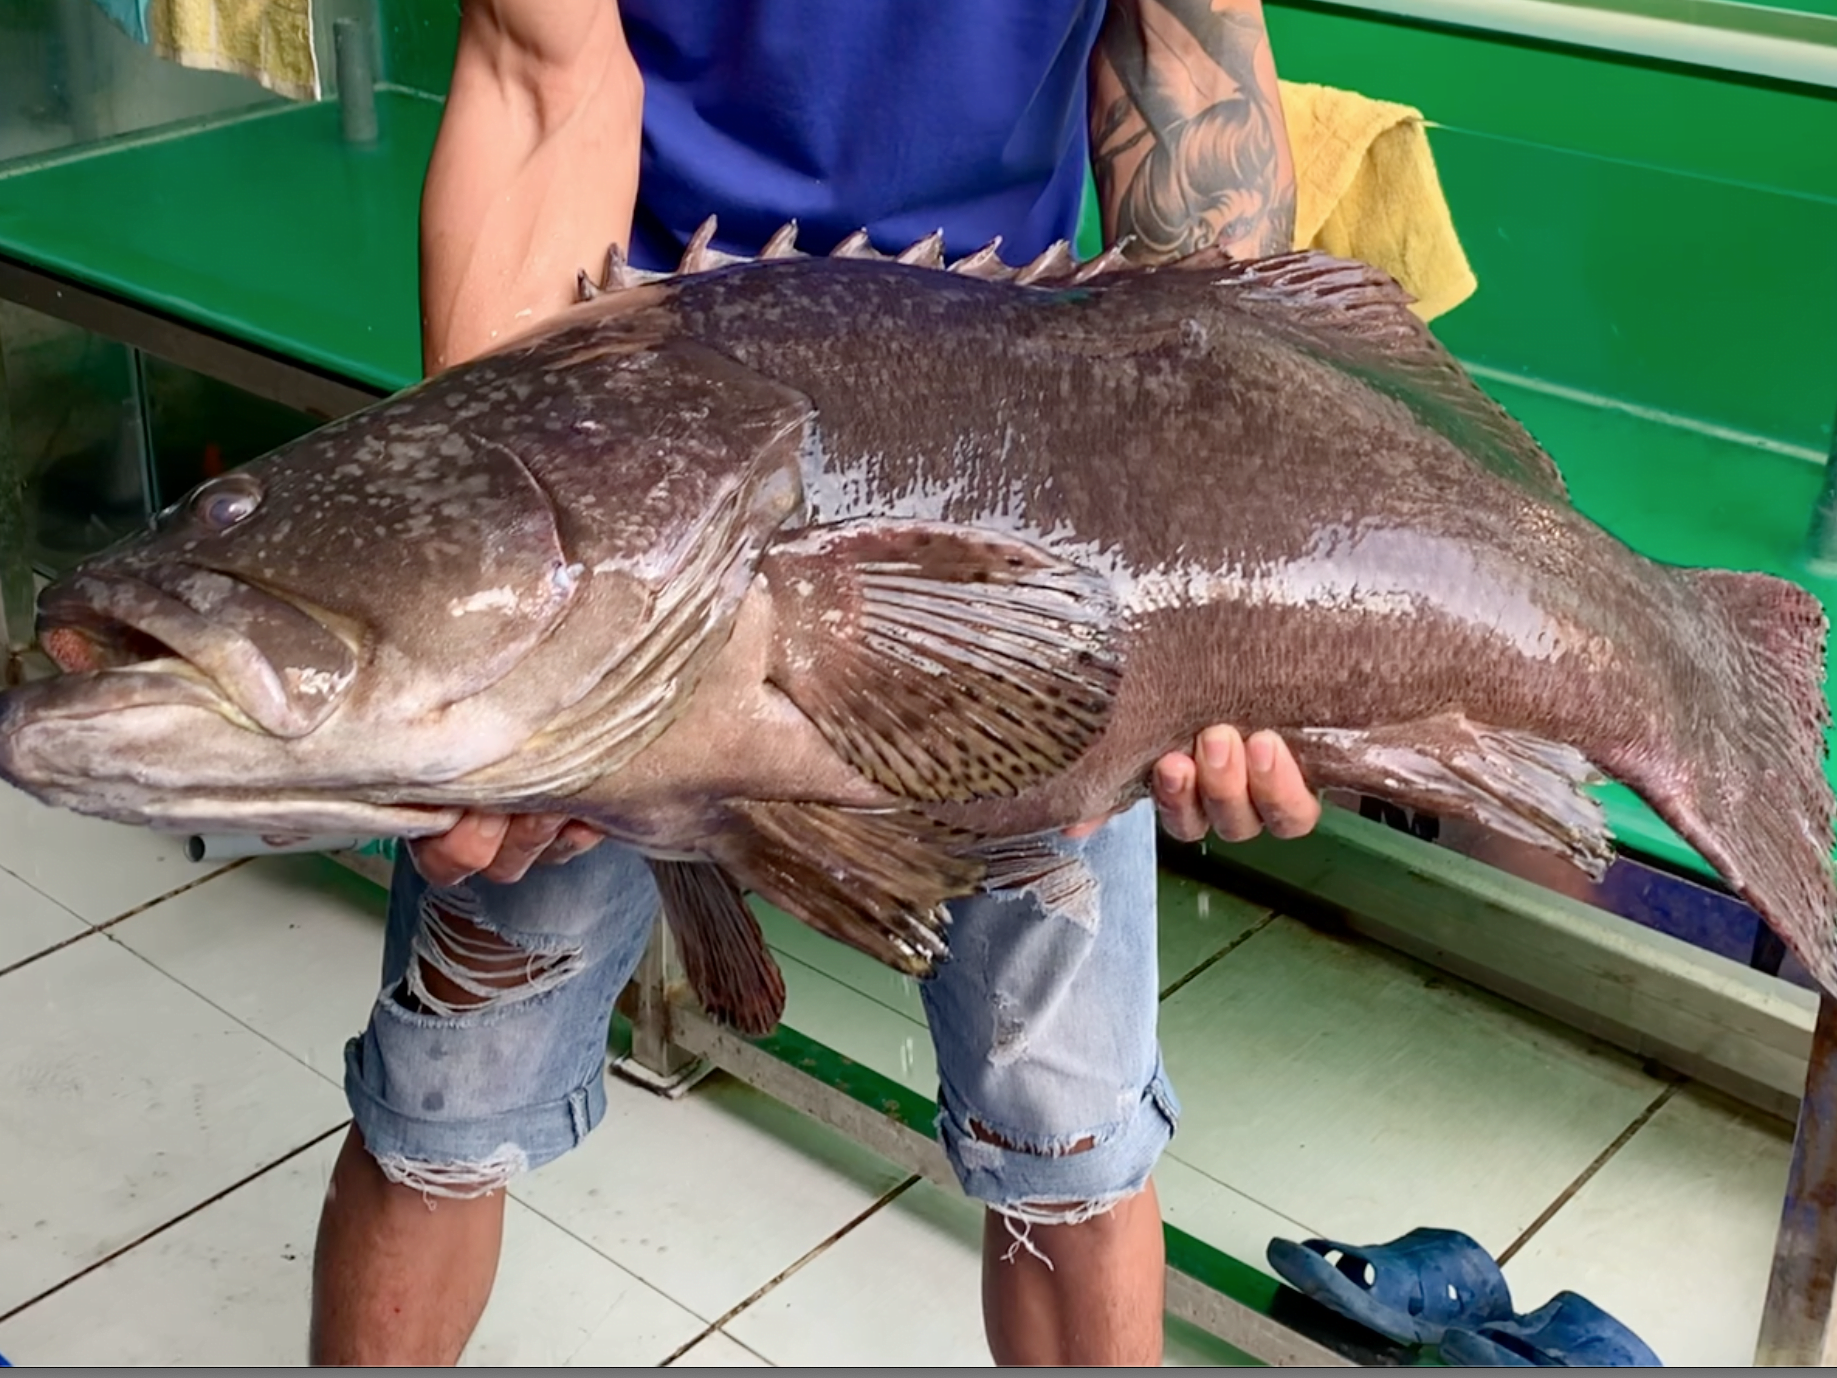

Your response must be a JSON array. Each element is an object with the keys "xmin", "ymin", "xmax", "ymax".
[{"xmin": 0, "ymin": 315, "xmax": 812, "ymax": 838}]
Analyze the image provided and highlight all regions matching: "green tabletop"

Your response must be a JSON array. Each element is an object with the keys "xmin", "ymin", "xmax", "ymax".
[
  {"xmin": 0, "ymin": 94, "xmax": 435, "ymax": 393},
  {"xmin": 0, "ymin": 91, "xmax": 1828, "ymax": 884}
]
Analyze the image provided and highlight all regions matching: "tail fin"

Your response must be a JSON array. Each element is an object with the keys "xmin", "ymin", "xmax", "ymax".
[{"xmin": 1633, "ymin": 569, "xmax": 1837, "ymax": 990}]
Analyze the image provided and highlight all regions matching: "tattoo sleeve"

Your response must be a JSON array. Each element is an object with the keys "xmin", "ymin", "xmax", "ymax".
[{"xmin": 1090, "ymin": 0, "xmax": 1297, "ymax": 263}]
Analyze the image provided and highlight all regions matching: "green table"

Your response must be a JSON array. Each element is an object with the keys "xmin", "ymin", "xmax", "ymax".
[{"xmin": 0, "ymin": 94, "xmax": 431, "ymax": 394}]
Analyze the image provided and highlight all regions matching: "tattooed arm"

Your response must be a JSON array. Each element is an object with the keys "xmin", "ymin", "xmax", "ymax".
[
  {"xmin": 1088, "ymin": 2, "xmax": 1320, "ymax": 846},
  {"xmin": 1091, "ymin": 0, "xmax": 1296, "ymax": 262}
]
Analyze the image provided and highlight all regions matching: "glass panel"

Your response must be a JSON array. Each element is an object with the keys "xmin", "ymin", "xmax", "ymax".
[
  {"xmin": 142, "ymin": 354, "xmax": 320, "ymax": 512},
  {"xmin": 0, "ymin": 0, "xmax": 281, "ymax": 169},
  {"xmin": 1, "ymin": 300, "xmax": 146, "ymax": 574},
  {"xmin": 0, "ymin": 302, "xmax": 323, "ymax": 578}
]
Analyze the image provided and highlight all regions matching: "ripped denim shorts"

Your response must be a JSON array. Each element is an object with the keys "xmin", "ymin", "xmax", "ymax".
[{"xmin": 342, "ymin": 799, "xmax": 1178, "ymax": 1224}]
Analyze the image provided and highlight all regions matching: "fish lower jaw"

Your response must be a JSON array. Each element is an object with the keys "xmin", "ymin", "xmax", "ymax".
[{"xmin": 35, "ymin": 787, "xmax": 463, "ymax": 841}]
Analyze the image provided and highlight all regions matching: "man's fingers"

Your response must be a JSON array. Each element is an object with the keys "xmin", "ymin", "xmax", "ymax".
[
  {"xmin": 480, "ymin": 813, "xmax": 571, "ymax": 884},
  {"xmin": 1152, "ymin": 752, "xmax": 1209, "ymax": 842},
  {"xmin": 537, "ymin": 822, "xmax": 608, "ymax": 866},
  {"xmin": 405, "ymin": 735, "xmax": 1321, "ymax": 892},
  {"xmin": 1196, "ymin": 725, "xmax": 1265, "ymax": 843},
  {"xmin": 407, "ymin": 812, "xmax": 510, "ymax": 888},
  {"xmin": 1245, "ymin": 730, "xmax": 1321, "ymax": 839},
  {"xmin": 1153, "ymin": 727, "xmax": 1323, "ymax": 847}
]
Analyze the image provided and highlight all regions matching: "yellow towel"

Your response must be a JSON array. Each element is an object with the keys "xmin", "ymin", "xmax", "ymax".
[
  {"xmin": 1278, "ymin": 80, "xmax": 1477, "ymax": 322},
  {"xmin": 145, "ymin": 0, "xmax": 318, "ymax": 103}
]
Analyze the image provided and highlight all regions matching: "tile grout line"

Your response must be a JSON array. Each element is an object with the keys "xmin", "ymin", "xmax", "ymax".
[
  {"xmin": 100, "ymin": 921, "xmax": 357, "ymax": 1096},
  {"xmin": 498, "ymin": 1172, "xmax": 766, "ymax": 1354},
  {"xmin": 655, "ymin": 1175, "xmax": 923, "ymax": 1367},
  {"xmin": 718, "ymin": 1330, "xmax": 777, "ymax": 1367},
  {"xmin": 0, "ymin": 858, "xmax": 252, "ymax": 980},
  {"xmin": 1159, "ymin": 911, "xmax": 1278, "ymax": 1002},
  {"xmin": 1495, "ymin": 1080, "xmax": 1683, "ymax": 1267},
  {"xmin": 1157, "ymin": 1146, "xmax": 1317, "ymax": 1240},
  {"xmin": 502, "ymin": 1105, "xmax": 927, "ymax": 1356},
  {"xmin": 662, "ymin": 1327, "xmax": 777, "ymax": 1369},
  {"xmin": 40, "ymin": 854, "xmax": 375, "ymax": 1095},
  {"xmin": 0, "ymin": 925, "xmax": 99, "ymax": 980},
  {"xmin": 0, "ymin": 863, "xmax": 87, "ymax": 934},
  {"xmin": 0, "ymin": 1120, "xmax": 351, "ymax": 1327},
  {"xmin": 88, "ymin": 858, "xmax": 253, "ymax": 931}
]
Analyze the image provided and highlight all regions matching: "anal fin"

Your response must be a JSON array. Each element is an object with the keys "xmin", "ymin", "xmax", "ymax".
[
  {"xmin": 716, "ymin": 799, "xmax": 986, "ymax": 977},
  {"xmin": 649, "ymin": 859, "xmax": 786, "ymax": 1037},
  {"xmin": 1288, "ymin": 715, "xmax": 1613, "ymax": 877}
]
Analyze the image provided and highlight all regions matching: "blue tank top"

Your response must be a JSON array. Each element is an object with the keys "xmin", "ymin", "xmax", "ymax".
[{"xmin": 619, "ymin": 0, "xmax": 1106, "ymax": 274}]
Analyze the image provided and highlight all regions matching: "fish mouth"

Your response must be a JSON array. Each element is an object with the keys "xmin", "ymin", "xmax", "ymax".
[{"xmin": 34, "ymin": 565, "xmax": 359, "ymax": 738}]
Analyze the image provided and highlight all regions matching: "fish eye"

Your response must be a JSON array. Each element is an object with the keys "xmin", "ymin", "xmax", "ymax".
[{"xmin": 192, "ymin": 477, "xmax": 262, "ymax": 531}]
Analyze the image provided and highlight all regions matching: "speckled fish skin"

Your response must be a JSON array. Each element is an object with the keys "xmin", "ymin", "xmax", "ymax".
[{"xmin": 1, "ymin": 243, "xmax": 1832, "ymax": 1005}]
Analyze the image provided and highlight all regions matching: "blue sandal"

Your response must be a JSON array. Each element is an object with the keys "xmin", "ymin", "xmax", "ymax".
[
  {"xmin": 1440, "ymin": 1291, "xmax": 1663, "ymax": 1366},
  {"xmin": 1266, "ymin": 1227, "xmax": 1515, "ymax": 1346}
]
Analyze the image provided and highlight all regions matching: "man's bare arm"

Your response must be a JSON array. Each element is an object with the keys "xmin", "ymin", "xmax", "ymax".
[
  {"xmin": 411, "ymin": 0, "xmax": 641, "ymax": 885},
  {"xmin": 1089, "ymin": 1, "xmax": 1318, "ymax": 845},
  {"xmin": 419, "ymin": 0, "xmax": 644, "ymax": 375},
  {"xmin": 1090, "ymin": 0, "xmax": 1296, "ymax": 263}
]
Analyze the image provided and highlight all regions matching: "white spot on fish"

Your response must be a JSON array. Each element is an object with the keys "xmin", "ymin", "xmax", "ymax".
[
  {"xmin": 450, "ymin": 587, "xmax": 520, "ymax": 617},
  {"xmin": 287, "ymin": 665, "xmax": 355, "ymax": 699}
]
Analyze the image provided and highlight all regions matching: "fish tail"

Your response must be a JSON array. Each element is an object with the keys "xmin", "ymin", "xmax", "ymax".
[{"xmin": 1634, "ymin": 568, "xmax": 1837, "ymax": 989}]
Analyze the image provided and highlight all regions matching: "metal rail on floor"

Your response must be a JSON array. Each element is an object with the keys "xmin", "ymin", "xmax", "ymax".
[
  {"xmin": 617, "ymin": 922, "xmax": 1412, "ymax": 1368},
  {"xmin": 3, "ymin": 249, "xmax": 1831, "ymax": 1366}
]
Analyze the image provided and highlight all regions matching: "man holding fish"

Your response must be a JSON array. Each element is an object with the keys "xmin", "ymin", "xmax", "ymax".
[{"xmin": 308, "ymin": 1, "xmax": 1320, "ymax": 1365}]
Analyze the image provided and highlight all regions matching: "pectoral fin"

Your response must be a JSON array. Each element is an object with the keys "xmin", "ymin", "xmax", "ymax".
[{"xmin": 761, "ymin": 521, "xmax": 1121, "ymax": 804}]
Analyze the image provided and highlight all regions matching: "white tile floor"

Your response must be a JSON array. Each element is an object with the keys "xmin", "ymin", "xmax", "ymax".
[{"xmin": 0, "ymin": 784, "xmax": 1797, "ymax": 1366}]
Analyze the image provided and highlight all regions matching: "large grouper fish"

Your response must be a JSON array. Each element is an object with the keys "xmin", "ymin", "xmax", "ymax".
[{"xmin": 2, "ymin": 222, "xmax": 1833, "ymax": 1035}]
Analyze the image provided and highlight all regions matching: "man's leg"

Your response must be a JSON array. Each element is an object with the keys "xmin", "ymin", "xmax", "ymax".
[
  {"xmin": 922, "ymin": 802, "xmax": 1175, "ymax": 1366},
  {"xmin": 311, "ymin": 1124, "xmax": 506, "ymax": 1366},
  {"xmin": 311, "ymin": 843, "xmax": 660, "ymax": 1366},
  {"xmin": 981, "ymin": 1179, "xmax": 1166, "ymax": 1366}
]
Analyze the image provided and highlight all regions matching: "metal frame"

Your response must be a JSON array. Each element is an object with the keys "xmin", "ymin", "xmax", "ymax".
[
  {"xmin": 616, "ymin": 922, "xmax": 1402, "ymax": 1368},
  {"xmin": 0, "ymin": 308, "xmax": 30, "ymax": 669},
  {"xmin": 0, "ymin": 259, "xmax": 378, "ymax": 423},
  {"xmin": 1760, "ymin": 992, "xmax": 1837, "ymax": 1365},
  {"xmin": 5, "ymin": 246, "xmax": 1835, "ymax": 1364}
]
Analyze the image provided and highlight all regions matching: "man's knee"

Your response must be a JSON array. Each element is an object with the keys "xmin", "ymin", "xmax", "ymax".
[
  {"xmin": 941, "ymin": 1073, "xmax": 1177, "ymax": 1235},
  {"xmin": 347, "ymin": 874, "xmax": 631, "ymax": 1204}
]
